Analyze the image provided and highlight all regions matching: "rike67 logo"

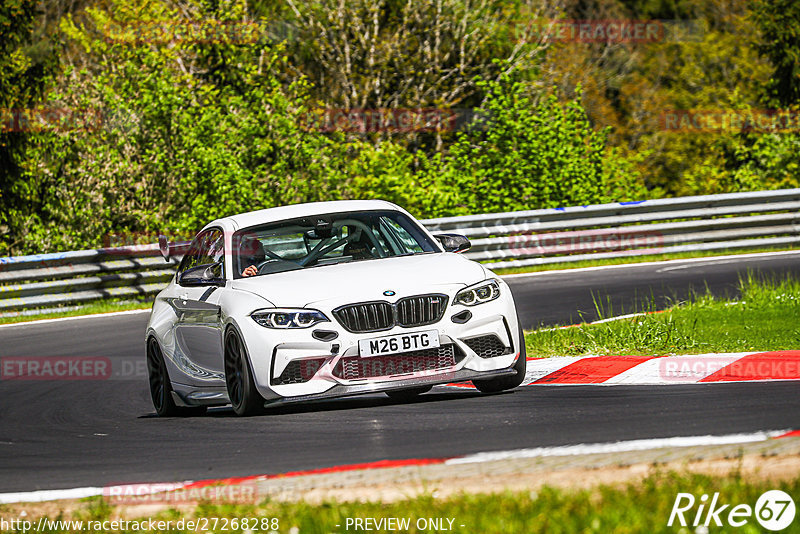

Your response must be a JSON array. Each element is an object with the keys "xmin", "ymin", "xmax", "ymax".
[{"xmin": 669, "ymin": 490, "xmax": 796, "ymax": 531}]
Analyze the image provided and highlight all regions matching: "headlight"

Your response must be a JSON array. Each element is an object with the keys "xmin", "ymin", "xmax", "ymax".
[
  {"xmin": 251, "ymin": 309, "xmax": 329, "ymax": 329},
  {"xmin": 455, "ymin": 279, "xmax": 501, "ymax": 306}
]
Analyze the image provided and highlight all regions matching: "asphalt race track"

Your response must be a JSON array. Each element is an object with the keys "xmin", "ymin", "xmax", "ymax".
[{"xmin": 1, "ymin": 252, "xmax": 799, "ymax": 493}]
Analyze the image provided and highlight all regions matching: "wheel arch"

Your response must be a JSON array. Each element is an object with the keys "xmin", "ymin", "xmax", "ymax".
[
  {"xmin": 144, "ymin": 327, "xmax": 160, "ymax": 347},
  {"xmin": 221, "ymin": 316, "xmax": 277, "ymax": 401}
]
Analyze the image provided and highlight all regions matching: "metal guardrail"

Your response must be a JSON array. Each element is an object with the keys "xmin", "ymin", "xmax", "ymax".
[
  {"xmin": 0, "ymin": 245, "xmax": 181, "ymax": 312},
  {"xmin": 422, "ymin": 188, "xmax": 800, "ymax": 269},
  {"xmin": 1, "ymin": 189, "xmax": 799, "ymax": 313}
]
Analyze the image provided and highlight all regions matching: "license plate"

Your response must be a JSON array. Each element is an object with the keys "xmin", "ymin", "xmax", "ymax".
[{"xmin": 358, "ymin": 330, "xmax": 440, "ymax": 358}]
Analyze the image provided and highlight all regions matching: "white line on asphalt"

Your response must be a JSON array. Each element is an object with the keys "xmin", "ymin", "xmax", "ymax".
[
  {"xmin": 0, "ymin": 309, "xmax": 150, "ymax": 329},
  {"xmin": 533, "ymin": 311, "xmax": 661, "ymax": 332},
  {"xmin": 444, "ymin": 430, "xmax": 789, "ymax": 465},
  {"xmin": 589, "ymin": 312, "xmax": 654, "ymax": 324},
  {"xmin": 653, "ymin": 255, "xmax": 792, "ymax": 272},
  {"xmin": 500, "ymin": 250, "xmax": 800, "ymax": 280},
  {"xmin": 0, "ymin": 486, "xmax": 103, "ymax": 504},
  {"xmin": 0, "ymin": 429, "xmax": 792, "ymax": 504}
]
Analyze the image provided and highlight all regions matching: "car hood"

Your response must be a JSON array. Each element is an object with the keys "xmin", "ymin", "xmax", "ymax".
[{"xmin": 228, "ymin": 253, "xmax": 488, "ymax": 308}]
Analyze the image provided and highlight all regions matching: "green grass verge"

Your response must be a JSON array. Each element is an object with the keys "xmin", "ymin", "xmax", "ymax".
[
  {"xmin": 525, "ymin": 273, "xmax": 800, "ymax": 357},
  {"xmin": 493, "ymin": 245, "xmax": 799, "ymax": 275},
  {"xmin": 3, "ymin": 470, "xmax": 798, "ymax": 533},
  {"xmin": 0, "ymin": 298, "xmax": 151, "ymax": 325}
]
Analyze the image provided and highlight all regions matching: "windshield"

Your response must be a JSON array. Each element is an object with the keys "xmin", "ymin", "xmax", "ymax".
[{"xmin": 233, "ymin": 210, "xmax": 439, "ymax": 278}]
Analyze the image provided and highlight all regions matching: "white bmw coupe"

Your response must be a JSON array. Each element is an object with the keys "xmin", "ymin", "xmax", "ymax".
[{"xmin": 145, "ymin": 200, "xmax": 526, "ymax": 416}]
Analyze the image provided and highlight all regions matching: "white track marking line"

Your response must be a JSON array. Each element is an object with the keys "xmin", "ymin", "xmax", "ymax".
[
  {"xmin": 587, "ymin": 312, "xmax": 655, "ymax": 325},
  {"xmin": 500, "ymin": 250, "xmax": 800, "ymax": 280},
  {"xmin": 0, "ymin": 429, "xmax": 792, "ymax": 504},
  {"xmin": 656, "ymin": 258, "xmax": 746, "ymax": 273},
  {"xmin": 444, "ymin": 430, "xmax": 789, "ymax": 465},
  {"xmin": 0, "ymin": 309, "xmax": 150, "ymax": 329},
  {"xmin": 603, "ymin": 353, "xmax": 750, "ymax": 385},
  {"xmin": 0, "ymin": 481, "xmax": 193, "ymax": 505},
  {"xmin": 535, "ymin": 312, "xmax": 658, "ymax": 332},
  {"xmin": 0, "ymin": 487, "xmax": 103, "ymax": 504}
]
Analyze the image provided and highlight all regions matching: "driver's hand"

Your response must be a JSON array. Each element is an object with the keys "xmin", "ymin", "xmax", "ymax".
[{"xmin": 242, "ymin": 265, "xmax": 258, "ymax": 277}]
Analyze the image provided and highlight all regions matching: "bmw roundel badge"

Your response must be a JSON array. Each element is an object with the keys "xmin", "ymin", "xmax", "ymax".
[{"xmin": 383, "ymin": 290, "xmax": 396, "ymax": 296}]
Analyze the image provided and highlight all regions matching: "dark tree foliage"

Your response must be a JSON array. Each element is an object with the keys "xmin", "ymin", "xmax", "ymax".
[
  {"xmin": 751, "ymin": 0, "xmax": 800, "ymax": 107},
  {"xmin": 0, "ymin": 0, "xmax": 58, "ymax": 252}
]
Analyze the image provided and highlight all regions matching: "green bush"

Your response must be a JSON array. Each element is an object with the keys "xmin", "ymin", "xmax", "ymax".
[{"xmin": 428, "ymin": 74, "xmax": 646, "ymax": 215}]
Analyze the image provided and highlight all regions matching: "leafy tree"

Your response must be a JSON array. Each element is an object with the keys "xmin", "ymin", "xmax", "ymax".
[
  {"xmin": 278, "ymin": 0, "xmax": 558, "ymax": 111},
  {"xmin": 429, "ymin": 73, "xmax": 646, "ymax": 215},
  {"xmin": 18, "ymin": 0, "xmax": 357, "ymax": 251},
  {"xmin": 0, "ymin": 0, "xmax": 58, "ymax": 255},
  {"xmin": 15, "ymin": 0, "xmax": 800, "ymax": 255},
  {"xmin": 751, "ymin": 0, "xmax": 800, "ymax": 107}
]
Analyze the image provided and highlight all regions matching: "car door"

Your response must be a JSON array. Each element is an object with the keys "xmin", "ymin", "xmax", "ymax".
[{"xmin": 172, "ymin": 228, "xmax": 226, "ymax": 385}]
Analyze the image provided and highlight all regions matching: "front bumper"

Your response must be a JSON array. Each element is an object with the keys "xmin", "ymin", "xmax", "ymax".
[
  {"xmin": 237, "ymin": 289, "xmax": 522, "ymax": 401},
  {"xmin": 261, "ymin": 366, "xmax": 518, "ymax": 406}
]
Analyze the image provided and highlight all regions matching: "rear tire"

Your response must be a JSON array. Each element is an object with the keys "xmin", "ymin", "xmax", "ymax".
[
  {"xmin": 224, "ymin": 328, "xmax": 265, "ymax": 416},
  {"xmin": 385, "ymin": 385, "xmax": 432, "ymax": 401},
  {"xmin": 472, "ymin": 324, "xmax": 527, "ymax": 394},
  {"xmin": 146, "ymin": 338, "xmax": 207, "ymax": 417}
]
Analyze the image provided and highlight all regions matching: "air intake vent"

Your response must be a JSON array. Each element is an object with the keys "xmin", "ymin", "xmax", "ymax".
[
  {"xmin": 271, "ymin": 357, "xmax": 327, "ymax": 385},
  {"xmin": 462, "ymin": 334, "xmax": 511, "ymax": 359},
  {"xmin": 332, "ymin": 344, "xmax": 464, "ymax": 380}
]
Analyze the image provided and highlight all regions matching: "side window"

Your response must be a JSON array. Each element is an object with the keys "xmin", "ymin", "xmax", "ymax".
[
  {"xmin": 177, "ymin": 229, "xmax": 225, "ymax": 279},
  {"xmin": 381, "ymin": 218, "xmax": 424, "ymax": 253},
  {"xmin": 364, "ymin": 224, "xmax": 389, "ymax": 256},
  {"xmin": 205, "ymin": 231, "xmax": 224, "ymax": 265},
  {"xmin": 177, "ymin": 236, "xmax": 203, "ymax": 278}
]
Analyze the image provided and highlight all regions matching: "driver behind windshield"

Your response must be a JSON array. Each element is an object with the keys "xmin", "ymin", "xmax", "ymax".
[
  {"xmin": 239, "ymin": 235, "xmax": 266, "ymax": 277},
  {"xmin": 342, "ymin": 229, "xmax": 375, "ymax": 260}
]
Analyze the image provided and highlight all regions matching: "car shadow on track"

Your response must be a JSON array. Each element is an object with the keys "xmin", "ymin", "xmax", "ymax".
[{"xmin": 138, "ymin": 389, "xmax": 495, "ymax": 418}]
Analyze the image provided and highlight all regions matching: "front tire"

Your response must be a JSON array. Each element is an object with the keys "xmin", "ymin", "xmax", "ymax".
[
  {"xmin": 472, "ymin": 324, "xmax": 527, "ymax": 394},
  {"xmin": 224, "ymin": 328, "xmax": 265, "ymax": 416},
  {"xmin": 146, "ymin": 338, "xmax": 206, "ymax": 417}
]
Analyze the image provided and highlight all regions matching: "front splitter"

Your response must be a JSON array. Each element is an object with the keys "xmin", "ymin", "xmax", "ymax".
[{"xmin": 263, "ymin": 367, "xmax": 518, "ymax": 407}]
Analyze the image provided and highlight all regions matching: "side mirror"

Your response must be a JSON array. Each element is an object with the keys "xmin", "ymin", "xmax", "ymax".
[
  {"xmin": 434, "ymin": 233, "xmax": 471, "ymax": 253},
  {"xmin": 178, "ymin": 262, "xmax": 224, "ymax": 287},
  {"xmin": 158, "ymin": 235, "xmax": 170, "ymax": 262}
]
